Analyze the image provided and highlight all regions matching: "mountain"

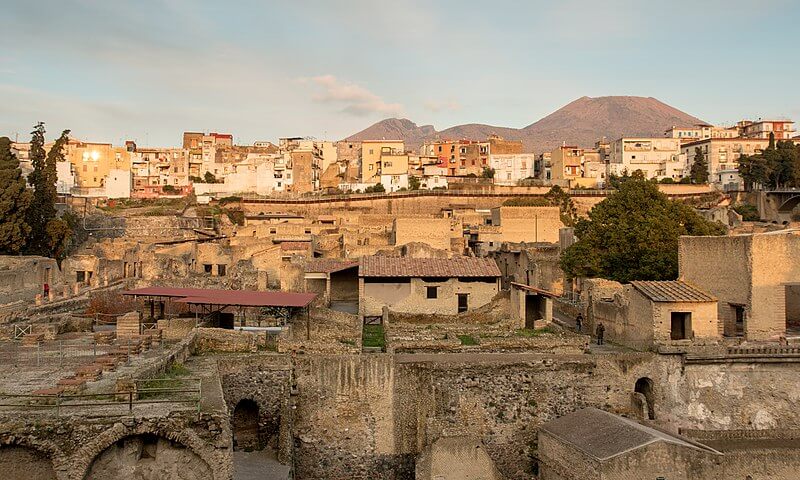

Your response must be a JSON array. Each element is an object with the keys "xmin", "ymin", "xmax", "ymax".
[{"xmin": 345, "ymin": 96, "xmax": 706, "ymax": 153}]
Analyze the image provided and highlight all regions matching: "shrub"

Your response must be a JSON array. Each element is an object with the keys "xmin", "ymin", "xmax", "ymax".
[{"xmin": 733, "ymin": 203, "xmax": 760, "ymax": 221}]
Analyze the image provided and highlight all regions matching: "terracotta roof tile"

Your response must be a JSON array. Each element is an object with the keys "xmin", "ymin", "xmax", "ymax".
[
  {"xmin": 631, "ymin": 281, "xmax": 715, "ymax": 303},
  {"xmin": 359, "ymin": 256, "xmax": 500, "ymax": 278}
]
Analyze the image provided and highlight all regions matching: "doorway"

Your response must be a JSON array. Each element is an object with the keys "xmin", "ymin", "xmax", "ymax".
[
  {"xmin": 233, "ymin": 399, "xmax": 260, "ymax": 451},
  {"xmin": 525, "ymin": 294, "xmax": 543, "ymax": 329},
  {"xmin": 670, "ymin": 312, "xmax": 691, "ymax": 340},
  {"xmin": 635, "ymin": 377, "xmax": 655, "ymax": 420},
  {"xmin": 457, "ymin": 294, "xmax": 469, "ymax": 313}
]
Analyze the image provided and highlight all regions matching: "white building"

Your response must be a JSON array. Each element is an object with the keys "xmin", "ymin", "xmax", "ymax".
[
  {"xmin": 489, "ymin": 154, "xmax": 535, "ymax": 185},
  {"xmin": 56, "ymin": 161, "xmax": 76, "ymax": 194},
  {"xmin": 607, "ymin": 137, "xmax": 685, "ymax": 181},
  {"xmin": 104, "ymin": 169, "xmax": 132, "ymax": 198},
  {"xmin": 380, "ymin": 173, "xmax": 409, "ymax": 192}
]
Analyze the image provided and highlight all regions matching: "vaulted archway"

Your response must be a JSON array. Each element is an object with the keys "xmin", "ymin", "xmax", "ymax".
[{"xmin": 84, "ymin": 434, "xmax": 212, "ymax": 480}]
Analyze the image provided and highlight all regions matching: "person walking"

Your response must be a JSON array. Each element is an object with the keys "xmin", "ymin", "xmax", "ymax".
[
  {"xmin": 575, "ymin": 313, "xmax": 583, "ymax": 333},
  {"xmin": 43, "ymin": 283, "xmax": 50, "ymax": 300},
  {"xmin": 596, "ymin": 322, "xmax": 605, "ymax": 345}
]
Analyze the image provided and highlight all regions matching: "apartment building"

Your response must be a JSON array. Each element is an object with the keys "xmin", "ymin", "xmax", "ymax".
[
  {"xmin": 737, "ymin": 120, "xmax": 796, "ymax": 140},
  {"xmin": 607, "ymin": 137, "xmax": 685, "ymax": 181},
  {"xmin": 489, "ymin": 153, "xmax": 535, "ymax": 185},
  {"xmin": 361, "ymin": 140, "xmax": 405, "ymax": 184},
  {"xmin": 550, "ymin": 146, "xmax": 583, "ymax": 183},
  {"xmin": 681, "ymin": 138, "xmax": 773, "ymax": 191},
  {"xmin": 64, "ymin": 139, "xmax": 131, "ymax": 195},
  {"xmin": 130, "ymin": 147, "xmax": 190, "ymax": 197},
  {"xmin": 665, "ymin": 124, "xmax": 738, "ymax": 143}
]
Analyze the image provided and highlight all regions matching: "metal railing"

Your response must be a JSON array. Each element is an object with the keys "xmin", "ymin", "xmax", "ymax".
[
  {"xmin": 0, "ymin": 377, "xmax": 201, "ymax": 416},
  {"xmin": 0, "ymin": 337, "xmax": 161, "ymax": 367}
]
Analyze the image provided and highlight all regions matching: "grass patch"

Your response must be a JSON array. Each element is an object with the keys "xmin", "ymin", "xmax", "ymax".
[
  {"xmin": 138, "ymin": 363, "xmax": 192, "ymax": 400},
  {"xmin": 515, "ymin": 326, "xmax": 555, "ymax": 337},
  {"xmin": 362, "ymin": 324, "xmax": 385, "ymax": 349},
  {"xmin": 458, "ymin": 334, "xmax": 478, "ymax": 346}
]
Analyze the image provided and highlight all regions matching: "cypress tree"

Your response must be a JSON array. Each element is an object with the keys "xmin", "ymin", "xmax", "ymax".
[
  {"xmin": 27, "ymin": 124, "xmax": 70, "ymax": 256},
  {"xmin": 689, "ymin": 147, "xmax": 709, "ymax": 184},
  {"xmin": 0, "ymin": 137, "xmax": 32, "ymax": 253}
]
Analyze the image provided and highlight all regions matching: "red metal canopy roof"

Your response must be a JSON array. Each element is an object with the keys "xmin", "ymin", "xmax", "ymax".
[{"xmin": 122, "ymin": 287, "xmax": 316, "ymax": 308}]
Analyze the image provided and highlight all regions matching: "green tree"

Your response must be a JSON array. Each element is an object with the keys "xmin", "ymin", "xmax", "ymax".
[
  {"xmin": 408, "ymin": 176, "xmax": 421, "ymax": 190},
  {"xmin": 737, "ymin": 134, "xmax": 800, "ymax": 190},
  {"xmin": 26, "ymin": 122, "xmax": 52, "ymax": 255},
  {"xmin": 0, "ymin": 137, "xmax": 32, "ymax": 253},
  {"xmin": 26, "ymin": 125, "xmax": 70, "ymax": 256},
  {"xmin": 204, "ymin": 171, "xmax": 218, "ymax": 183},
  {"xmin": 560, "ymin": 179, "xmax": 726, "ymax": 282},
  {"xmin": 689, "ymin": 147, "xmax": 709, "ymax": 184},
  {"xmin": 482, "ymin": 166, "xmax": 495, "ymax": 179}
]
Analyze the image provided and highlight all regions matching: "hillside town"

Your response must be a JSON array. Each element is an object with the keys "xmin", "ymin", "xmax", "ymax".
[{"xmin": 7, "ymin": 117, "xmax": 797, "ymax": 200}]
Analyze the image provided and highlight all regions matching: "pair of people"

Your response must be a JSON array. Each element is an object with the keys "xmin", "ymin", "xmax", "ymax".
[{"xmin": 575, "ymin": 313, "xmax": 605, "ymax": 345}]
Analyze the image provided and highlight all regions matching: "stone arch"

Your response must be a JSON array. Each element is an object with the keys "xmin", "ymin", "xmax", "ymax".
[
  {"xmin": 233, "ymin": 398, "xmax": 261, "ymax": 451},
  {"xmin": 75, "ymin": 423, "xmax": 222, "ymax": 480},
  {"xmin": 0, "ymin": 444, "xmax": 58, "ymax": 480},
  {"xmin": 634, "ymin": 377, "xmax": 656, "ymax": 420},
  {"xmin": 83, "ymin": 433, "xmax": 213, "ymax": 480}
]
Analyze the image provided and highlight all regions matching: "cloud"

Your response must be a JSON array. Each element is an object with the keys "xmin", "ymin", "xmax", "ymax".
[
  {"xmin": 424, "ymin": 100, "xmax": 461, "ymax": 113},
  {"xmin": 304, "ymin": 75, "xmax": 403, "ymax": 117}
]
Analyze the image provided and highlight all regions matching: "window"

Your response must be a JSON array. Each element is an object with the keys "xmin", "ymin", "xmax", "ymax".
[
  {"xmin": 269, "ymin": 228, "xmax": 277, "ymax": 234},
  {"xmin": 426, "ymin": 286, "xmax": 438, "ymax": 299},
  {"xmin": 217, "ymin": 264, "xmax": 227, "ymax": 276},
  {"xmin": 203, "ymin": 264, "xmax": 213, "ymax": 274},
  {"xmin": 369, "ymin": 149, "xmax": 374, "ymax": 154},
  {"xmin": 304, "ymin": 228, "xmax": 312, "ymax": 234}
]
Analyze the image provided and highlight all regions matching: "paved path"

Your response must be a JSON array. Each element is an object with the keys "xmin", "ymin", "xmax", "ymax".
[{"xmin": 233, "ymin": 449, "xmax": 290, "ymax": 480}]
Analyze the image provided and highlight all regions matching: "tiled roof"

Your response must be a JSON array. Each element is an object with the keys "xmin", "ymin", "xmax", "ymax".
[
  {"xmin": 360, "ymin": 256, "xmax": 500, "ymax": 278},
  {"xmin": 631, "ymin": 281, "xmax": 715, "ymax": 303},
  {"xmin": 305, "ymin": 259, "xmax": 359, "ymax": 274},
  {"xmin": 540, "ymin": 408, "xmax": 716, "ymax": 460}
]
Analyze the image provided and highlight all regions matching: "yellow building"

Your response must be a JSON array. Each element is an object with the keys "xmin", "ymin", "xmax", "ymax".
[
  {"xmin": 64, "ymin": 140, "xmax": 131, "ymax": 189},
  {"xmin": 360, "ymin": 140, "xmax": 404, "ymax": 183}
]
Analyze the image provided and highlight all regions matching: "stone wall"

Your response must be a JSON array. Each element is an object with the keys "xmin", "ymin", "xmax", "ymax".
[
  {"xmin": 217, "ymin": 355, "xmax": 292, "ymax": 461},
  {"xmin": 361, "ymin": 278, "xmax": 499, "ymax": 317}
]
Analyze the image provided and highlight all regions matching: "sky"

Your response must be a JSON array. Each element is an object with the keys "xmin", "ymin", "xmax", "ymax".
[{"xmin": 1, "ymin": 0, "xmax": 799, "ymax": 147}]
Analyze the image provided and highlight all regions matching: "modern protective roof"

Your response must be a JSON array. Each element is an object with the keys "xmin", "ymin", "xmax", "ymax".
[
  {"xmin": 630, "ymin": 281, "xmax": 715, "ymax": 303},
  {"xmin": 360, "ymin": 256, "xmax": 500, "ymax": 278},
  {"xmin": 305, "ymin": 259, "xmax": 359, "ymax": 274},
  {"xmin": 540, "ymin": 408, "xmax": 719, "ymax": 460},
  {"xmin": 121, "ymin": 287, "xmax": 316, "ymax": 308}
]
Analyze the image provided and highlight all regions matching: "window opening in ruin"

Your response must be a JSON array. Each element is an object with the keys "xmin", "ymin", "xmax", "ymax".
[
  {"xmin": 217, "ymin": 264, "xmax": 227, "ymax": 276},
  {"xmin": 457, "ymin": 293, "xmax": 469, "ymax": 313},
  {"xmin": 203, "ymin": 264, "xmax": 212, "ymax": 274},
  {"xmin": 426, "ymin": 286, "xmax": 438, "ymax": 299},
  {"xmin": 635, "ymin": 377, "xmax": 655, "ymax": 420},
  {"xmin": 76, "ymin": 271, "xmax": 85, "ymax": 283},
  {"xmin": 670, "ymin": 312, "xmax": 691, "ymax": 340}
]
